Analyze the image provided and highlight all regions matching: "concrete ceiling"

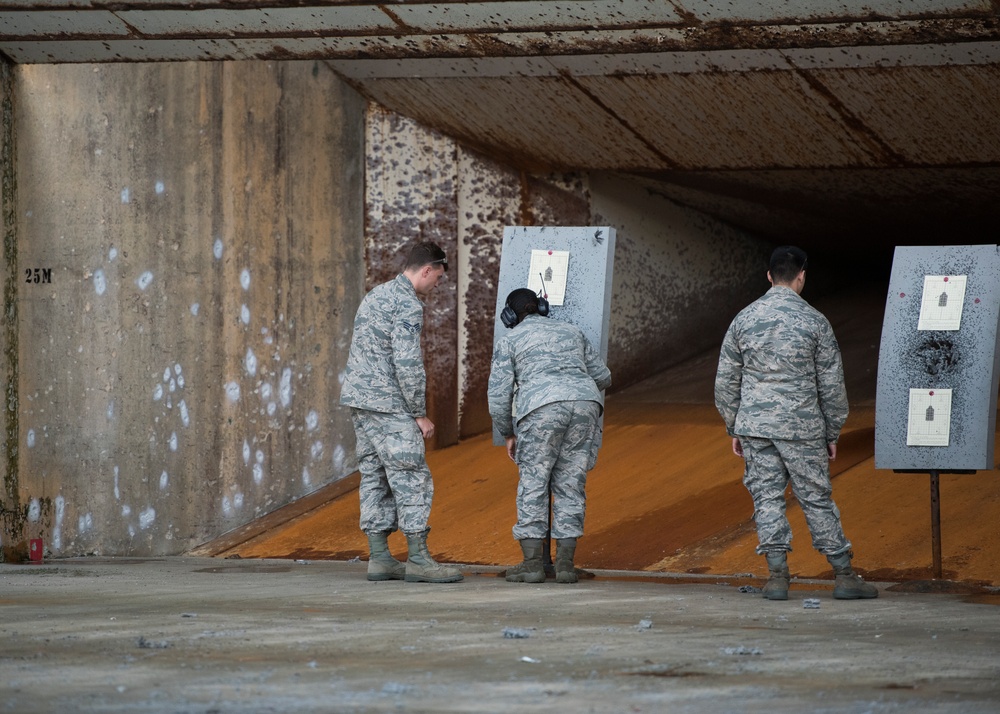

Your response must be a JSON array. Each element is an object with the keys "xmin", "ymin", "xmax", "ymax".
[{"xmin": 4, "ymin": 1, "xmax": 1000, "ymax": 254}]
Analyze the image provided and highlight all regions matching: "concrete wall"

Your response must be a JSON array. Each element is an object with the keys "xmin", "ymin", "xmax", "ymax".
[
  {"xmin": 4, "ymin": 60, "xmax": 768, "ymax": 558},
  {"xmin": 591, "ymin": 173, "xmax": 772, "ymax": 388},
  {"xmin": 11, "ymin": 61, "xmax": 365, "ymax": 557}
]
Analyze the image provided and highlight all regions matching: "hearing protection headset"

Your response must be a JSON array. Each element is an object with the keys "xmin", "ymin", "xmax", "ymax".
[{"xmin": 500, "ymin": 289, "xmax": 550, "ymax": 329}]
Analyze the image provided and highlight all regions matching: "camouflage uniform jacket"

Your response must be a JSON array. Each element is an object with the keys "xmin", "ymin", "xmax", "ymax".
[
  {"xmin": 339, "ymin": 274, "xmax": 427, "ymax": 417},
  {"xmin": 714, "ymin": 285, "xmax": 848, "ymax": 443},
  {"xmin": 488, "ymin": 314, "xmax": 612, "ymax": 438}
]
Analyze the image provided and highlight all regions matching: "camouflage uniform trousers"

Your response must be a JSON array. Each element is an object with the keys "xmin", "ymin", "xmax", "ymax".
[
  {"xmin": 740, "ymin": 435, "xmax": 852, "ymax": 556},
  {"xmin": 512, "ymin": 400, "xmax": 601, "ymax": 541},
  {"xmin": 351, "ymin": 408, "xmax": 433, "ymax": 536}
]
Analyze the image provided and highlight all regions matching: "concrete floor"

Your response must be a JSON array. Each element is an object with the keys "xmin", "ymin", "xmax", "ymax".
[{"xmin": 1, "ymin": 557, "xmax": 998, "ymax": 713}]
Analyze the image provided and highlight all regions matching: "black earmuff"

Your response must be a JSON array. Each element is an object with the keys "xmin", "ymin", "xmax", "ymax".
[
  {"xmin": 500, "ymin": 304, "xmax": 519, "ymax": 329},
  {"xmin": 500, "ymin": 290, "xmax": 550, "ymax": 328}
]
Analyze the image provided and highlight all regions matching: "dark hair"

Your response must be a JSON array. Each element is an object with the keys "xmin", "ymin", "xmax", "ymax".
[
  {"xmin": 404, "ymin": 242, "xmax": 448, "ymax": 272},
  {"xmin": 769, "ymin": 245, "xmax": 808, "ymax": 283},
  {"xmin": 506, "ymin": 288, "xmax": 539, "ymax": 320}
]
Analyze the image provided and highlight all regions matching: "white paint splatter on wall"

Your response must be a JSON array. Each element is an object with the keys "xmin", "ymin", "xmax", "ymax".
[
  {"xmin": 241, "ymin": 304, "xmax": 251, "ymax": 325},
  {"xmin": 255, "ymin": 449, "xmax": 264, "ymax": 465},
  {"xmin": 302, "ymin": 466, "xmax": 311, "ymax": 487},
  {"xmin": 213, "ymin": 238, "xmax": 224, "ymax": 260},
  {"xmin": 333, "ymin": 444, "xmax": 346, "ymax": 472},
  {"xmin": 310, "ymin": 441, "xmax": 324, "ymax": 460},
  {"xmin": 27, "ymin": 498, "xmax": 40, "ymax": 522},
  {"xmin": 168, "ymin": 432, "xmax": 178, "ymax": 452},
  {"xmin": 114, "ymin": 466, "xmax": 120, "ymax": 500},
  {"xmin": 159, "ymin": 471, "xmax": 169, "ymax": 490},
  {"xmin": 245, "ymin": 348, "xmax": 258, "ymax": 376},
  {"xmin": 139, "ymin": 507, "xmax": 156, "ymax": 530},
  {"xmin": 107, "ymin": 401, "xmax": 114, "ymax": 420},
  {"xmin": 53, "ymin": 495, "xmax": 65, "ymax": 550},
  {"xmin": 233, "ymin": 491, "xmax": 244, "ymax": 510},
  {"xmin": 222, "ymin": 496, "xmax": 233, "ymax": 517},
  {"xmin": 136, "ymin": 271, "xmax": 153, "ymax": 290},
  {"xmin": 280, "ymin": 368, "xmax": 293, "ymax": 408},
  {"xmin": 306, "ymin": 410, "xmax": 319, "ymax": 431},
  {"xmin": 225, "ymin": 382, "xmax": 241, "ymax": 402},
  {"xmin": 179, "ymin": 400, "xmax": 190, "ymax": 427},
  {"xmin": 153, "ymin": 384, "xmax": 163, "ymax": 401},
  {"xmin": 109, "ymin": 247, "xmax": 118, "ymax": 262},
  {"xmin": 242, "ymin": 439, "xmax": 251, "ymax": 465},
  {"xmin": 78, "ymin": 513, "xmax": 93, "ymax": 533},
  {"xmin": 253, "ymin": 463, "xmax": 264, "ymax": 485},
  {"xmin": 190, "ymin": 303, "xmax": 200, "ymax": 316},
  {"xmin": 26, "ymin": 429, "xmax": 35, "ymax": 448},
  {"xmin": 155, "ymin": 181, "xmax": 165, "ymax": 194},
  {"xmin": 240, "ymin": 268, "xmax": 251, "ymax": 291},
  {"xmin": 94, "ymin": 269, "xmax": 107, "ymax": 296},
  {"xmin": 267, "ymin": 402, "xmax": 277, "ymax": 416},
  {"xmin": 121, "ymin": 187, "xmax": 130, "ymax": 204},
  {"xmin": 122, "ymin": 504, "xmax": 131, "ymax": 517}
]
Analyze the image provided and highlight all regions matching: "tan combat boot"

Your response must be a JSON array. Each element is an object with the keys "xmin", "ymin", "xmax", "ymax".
[
  {"xmin": 762, "ymin": 552, "xmax": 790, "ymax": 600},
  {"xmin": 505, "ymin": 538, "xmax": 546, "ymax": 583},
  {"xmin": 828, "ymin": 551, "xmax": 878, "ymax": 599},
  {"xmin": 404, "ymin": 531, "xmax": 463, "ymax": 583},
  {"xmin": 366, "ymin": 531, "xmax": 405, "ymax": 582},
  {"xmin": 555, "ymin": 538, "xmax": 578, "ymax": 584}
]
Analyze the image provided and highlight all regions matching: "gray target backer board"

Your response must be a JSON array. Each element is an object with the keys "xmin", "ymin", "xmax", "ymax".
[
  {"xmin": 875, "ymin": 245, "xmax": 1000, "ymax": 471},
  {"xmin": 492, "ymin": 226, "xmax": 616, "ymax": 445}
]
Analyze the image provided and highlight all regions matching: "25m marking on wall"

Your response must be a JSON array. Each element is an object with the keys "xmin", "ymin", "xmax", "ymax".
[{"xmin": 25, "ymin": 268, "xmax": 52, "ymax": 284}]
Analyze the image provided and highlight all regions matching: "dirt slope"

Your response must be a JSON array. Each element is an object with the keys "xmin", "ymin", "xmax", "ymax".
[
  {"xmin": 221, "ymin": 398, "xmax": 999, "ymax": 586},
  {"xmin": 219, "ymin": 283, "xmax": 1000, "ymax": 586}
]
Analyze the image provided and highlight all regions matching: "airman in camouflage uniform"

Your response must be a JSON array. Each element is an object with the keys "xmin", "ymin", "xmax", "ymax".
[
  {"xmin": 488, "ymin": 288, "xmax": 612, "ymax": 584},
  {"xmin": 715, "ymin": 246, "xmax": 876, "ymax": 601},
  {"xmin": 340, "ymin": 242, "xmax": 462, "ymax": 584}
]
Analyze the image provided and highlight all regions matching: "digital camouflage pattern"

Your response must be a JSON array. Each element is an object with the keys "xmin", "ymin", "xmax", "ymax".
[
  {"xmin": 340, "ymin": 274, "xmax": 427, "ymax": 417},
  {"xmin": 714, "ymin": 285, "xmax": 848, "ymax": 443},
  {"xmin": 511, "ymin": 401, "xmax": 602, "ymax": 539},
  {"xmin": 487, "ymin": 314, "xmax": 611, "ymax": 438},
  {"xmin": 740, "ymin": 436, "xmax": 851, "ymax": 556},
  {"xmin": 340, "ymin": 274, "xmax": 432, "ymax": 535},
  {"xmin": 715, "ymin": 284, "xmax": 852, "ymax": 556},
  {"xmin": 488, "ymin": 314, "xmax": 611, "ymax": 541},
  {"xmin": 351, "ymin": 409, "xmax": 433, "ymax": 535}
]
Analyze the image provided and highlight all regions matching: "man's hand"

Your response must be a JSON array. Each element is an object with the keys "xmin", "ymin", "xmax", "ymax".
[
  {"xmin": 732, "ymin": 437, "xmax": 744, "ymax": 458},
  {"xmin": 505, "ymin": 435, "xmax": 517, "ymax": 462},
  {"xmin": 415, "ymin": 416, "xmax": 435, "ymax": 440},
  {"xmin": 827, "ymin": 442, "xmax": 837, "ymax": 461}
]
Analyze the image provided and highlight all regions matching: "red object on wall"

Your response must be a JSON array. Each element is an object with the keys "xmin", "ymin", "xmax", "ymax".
[{"xmin": 29, "ymin": 539, "xmax": 43, "ymax": 563}]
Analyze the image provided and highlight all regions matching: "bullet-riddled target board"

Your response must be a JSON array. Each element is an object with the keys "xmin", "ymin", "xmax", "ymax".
[
  {"xmin": 875, "ymin": 245, "xmax": 1000, "ymax": 471},
  {"xmin": 492, "ymin": 226, "xmax": 616, "ymax": 445}
]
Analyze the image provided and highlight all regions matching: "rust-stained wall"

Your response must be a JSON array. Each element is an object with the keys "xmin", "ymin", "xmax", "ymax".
[
  {"xmin": 0, "ymin": 57, "xmax": 18, "ymax": 556},
  {"xmin": 364, "ymin": 105, "xmax": 459, "ymax": 450},
  {"xmin": 367, "ymin": 106, "xmax": 767, "ymax": 436},
  {"xmin": 13, "ymin": 60, "xmax": 365, "ymax": 557}
]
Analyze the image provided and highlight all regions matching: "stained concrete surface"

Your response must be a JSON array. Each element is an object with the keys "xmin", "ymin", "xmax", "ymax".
[{"xmin": 1, "ymin": 557, "xmax": 999, "ymax": 713}]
